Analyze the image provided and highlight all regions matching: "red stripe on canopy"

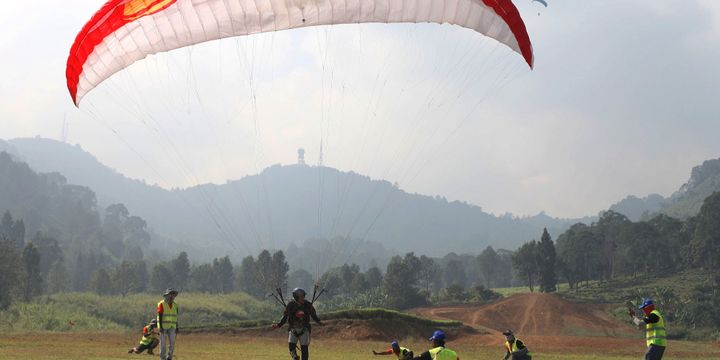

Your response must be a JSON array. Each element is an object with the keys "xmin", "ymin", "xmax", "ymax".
[{"xmin": 482, "ymin": 0, "xmax": 534, "ymax": 68}]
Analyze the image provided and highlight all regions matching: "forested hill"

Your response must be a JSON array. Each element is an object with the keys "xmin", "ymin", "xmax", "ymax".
[
  {"xmin": 1, "ymin": 137, "xmax": 586, "ymax": 255},
  {"xmin": 609, "ymin": 194, "xmax": 666, "ymax": 222},
  {"xmin": 0, "ymin": 151, "xmax": 157, "ymax": 264},
  {"xmin": 607, "ymin": 157, "xmax": 720, "ymax": 220},
  {"xmin": 663, "ymin": 158, "xmax": 720, "ymax": 218}
]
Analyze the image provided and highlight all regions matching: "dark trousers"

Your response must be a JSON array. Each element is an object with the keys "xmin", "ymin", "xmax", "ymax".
[{"xmin": 644, "ymin": 344, "xmax": 665, "ymax": 360}]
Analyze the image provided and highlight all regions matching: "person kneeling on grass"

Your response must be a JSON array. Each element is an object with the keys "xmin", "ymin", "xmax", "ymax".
[
  {"xmin": 128, "ymin": 319, "xmax": 159, "ymax": 355},
  {"xmin": 373, "ymin": 340, "xmax": 414, "ymax": 360},
  {"xmin": 501, "ymin": 329, "xmax": 531, "ymax": 360}
]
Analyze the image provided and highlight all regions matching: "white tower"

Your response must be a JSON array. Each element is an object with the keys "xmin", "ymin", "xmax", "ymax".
[{"xmin": 298, "ymin": 148, "xmax": 306, "ymax": 165}]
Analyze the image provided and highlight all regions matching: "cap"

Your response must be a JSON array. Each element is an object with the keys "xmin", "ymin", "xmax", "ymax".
[
  {"xmin": 502, "ymin": 329, "xmax": 514, "ymax": 336},
  {"xmin": 164, "ymin": 288, "xmax": 179, "ymax": 296}
]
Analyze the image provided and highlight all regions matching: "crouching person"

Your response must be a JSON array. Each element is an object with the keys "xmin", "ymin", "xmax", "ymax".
[{"xmin": 128, "ymin": 319, "xmax": 159, "ymax": 355}]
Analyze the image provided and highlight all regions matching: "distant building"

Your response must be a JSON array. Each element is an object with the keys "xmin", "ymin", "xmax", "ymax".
[{"xmin": 298, "ymin": 148, "xmax": 306, "ymax": 165}]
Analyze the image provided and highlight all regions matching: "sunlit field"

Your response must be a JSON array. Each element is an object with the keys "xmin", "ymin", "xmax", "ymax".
[{"xmin": 0, "ymin": 333, "xmax": 717, "ymax": 360}]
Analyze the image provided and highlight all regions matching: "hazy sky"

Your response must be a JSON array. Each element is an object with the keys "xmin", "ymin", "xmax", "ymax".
[{"xmin": 1, "ymin": 1, "xmax": 719, "ymax": 218}]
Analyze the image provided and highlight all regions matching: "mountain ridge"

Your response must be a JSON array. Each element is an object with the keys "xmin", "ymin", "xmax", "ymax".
[{"xmin": 0, "ymin": 137, "xmax": 593, "ymax": 255}]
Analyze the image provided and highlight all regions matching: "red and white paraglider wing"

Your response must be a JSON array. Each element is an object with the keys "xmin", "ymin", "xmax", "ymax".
[{"xmin": 67, "ymin": 0, "xmax": 533, "ymax": 105}]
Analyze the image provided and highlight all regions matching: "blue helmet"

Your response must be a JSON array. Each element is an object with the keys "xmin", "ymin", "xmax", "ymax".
[
  {"xmin": 391, "ymin": 340, "xmax": 399, "ymax": 349},
  {"xmin": 639, "ymin": 298, "xmax": 654, "ymax": 309},
  {"xmin": 429, "ymin": 330, "xmax": 446, "ymax": 342}
]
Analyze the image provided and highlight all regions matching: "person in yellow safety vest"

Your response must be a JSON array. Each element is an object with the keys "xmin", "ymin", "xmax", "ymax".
[
  {"xmin": 501, "ymin": 329, "xmax": 531, "ymax": 360},
  {"xmin": 157, "ymin": 288, "xmax": 179, "ymax": 360},
  {"xmin": 128, "ymin": 319, "xmax": 159, "ymax": 355},
  {"xmin": 373, "ymin": 340, "xmax": 414, "ymax": 360},
  {"xmin": 411, "ymin": 330, "xmax": 460, "ymax": 360},
  {"xmin": 628, "ymin": 298, "xmax": 666, "ymax": 360}
]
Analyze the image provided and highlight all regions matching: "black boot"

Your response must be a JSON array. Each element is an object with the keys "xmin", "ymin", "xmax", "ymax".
[
  {"xmin": 301, "ymin": 345, "xmax": 309, "ymax": 360},
  {"xmin": 289, "ymin": 343, "xmax": 299, "ymax": 360}
]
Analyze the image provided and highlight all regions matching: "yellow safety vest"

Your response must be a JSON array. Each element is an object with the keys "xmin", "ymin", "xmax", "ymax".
[
  {"xmin": 429, "ymin": 346, "xmax": 457, "ymax": 360},
  {"xmin": 139, "ymin": 326, "xmax": 158, "ymax": 345},
  {"xmin": 157, "ymin": 300, "xmax": 178, "ymax": 329},
  {"xmin": 505, "ymin": 338, "xmax": 532, "ymax": 358},
  {"xmin": 396, "ymin": 347, "xmax": 412, "ymax": 359},
  {"xmin": 646, "ymin": 309, "xmax": 667, "ymax": 347}
]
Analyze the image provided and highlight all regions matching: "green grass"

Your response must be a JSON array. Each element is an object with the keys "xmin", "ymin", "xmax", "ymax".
[
  {"xmin": 490, "ymin": 285, "xmax": 529, "ymax": 297},
  {"xmin": 187, "ymin": 308, "xmax": 462, "ymax": 332},
  {"xmin": 0, "ymin": 333, "xmax": 716, "ymax": 360},
  {"xmin": 322, "ymin": 308, "xmax": 462, "ymax": 326},
  {"xmin": 0, "ymin": 292, "xmax": 275, "ymax": 333},
  {"xmin": 556, "ymin": 269, "xmax": 710, "ymax": 304},
  {"xmin": 492, "ymin": 282, "xmax": 571, "ymax": 297}
]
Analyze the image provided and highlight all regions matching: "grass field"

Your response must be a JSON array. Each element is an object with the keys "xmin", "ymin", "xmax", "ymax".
[
  {"xmin": 0, "ymin": 332, "xmax": 717, "ymax": 360},
  {"xmin": 494, "ymin": 270, "xmax": 711, "ymax": 305},
  {"xmin": 556, "ymin": 269, "xmax": 710, "ymax": 304},
  {"xmin": 0, "ymin": 292, "xmax": 275, "ymax": 332}
]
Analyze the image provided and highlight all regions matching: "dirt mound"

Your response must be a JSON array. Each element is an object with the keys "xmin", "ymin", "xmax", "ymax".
[
  {"xmin": 189, "ymin": 319, "xmax": 481, "ymax": 342},
  {"xmin": 414, "ymin": 293, "xmax": 635, "ymax": 337}
]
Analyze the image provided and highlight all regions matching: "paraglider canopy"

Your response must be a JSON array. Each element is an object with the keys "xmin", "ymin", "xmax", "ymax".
[{"xmin": 66, "ymin": 0, "xmax": 534, "ymax": 105}]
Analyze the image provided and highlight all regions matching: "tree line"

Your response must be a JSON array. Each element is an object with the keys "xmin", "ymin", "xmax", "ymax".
[{"xmin": 510, "ymin": 191, "xmax": 720, "ymax": 295}]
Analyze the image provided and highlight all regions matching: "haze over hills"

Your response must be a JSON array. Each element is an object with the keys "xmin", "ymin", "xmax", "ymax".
[
  {"xmin": 0, "ymin": 138, "xmax": 590, "ymax": 256},
  {"xmin": 607, "ymin": 158, "xmax": 720, "ymax": 221}
]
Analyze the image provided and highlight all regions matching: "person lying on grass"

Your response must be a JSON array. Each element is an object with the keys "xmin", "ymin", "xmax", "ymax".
[{"xmin": 373, "ymin": 340, "xmax": 414, "ymax": 360}]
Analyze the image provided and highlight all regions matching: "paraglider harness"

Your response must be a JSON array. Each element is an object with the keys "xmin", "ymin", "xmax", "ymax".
[{"xmin": 269, "ymin": 284, "xmax": 326, "ymax": 309}]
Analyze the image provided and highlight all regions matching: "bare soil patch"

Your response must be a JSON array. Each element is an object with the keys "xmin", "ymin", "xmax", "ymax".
[{"xmin": 413, "ymin": 292, "xmax": 636, "ymax": 337}]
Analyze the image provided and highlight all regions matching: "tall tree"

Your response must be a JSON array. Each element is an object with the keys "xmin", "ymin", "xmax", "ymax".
[
  {"xmin": 537, "ymin": 228, "xmax": 558, "ymax": 293},
  {"xmin": 443, "ymin": 260, "xmax": 467, "ymax": 288},
  {"xmin": 21, "ymin": 242, "xmax": 43, "ymax": 300},
  {"xmin": 72, "ymin": 250, "xmax": 100, "ymax": 292},
  {"xmin": 418, "ymin": 256, "xmax": 440, "ymax": 294},
  {"xmin": 132, "ymin": 261, "xmax": 149, "ymax": 293},
  {"xmin": 237, "ymin": 255, "xmax": 261, "ymax": 297},
  {"xmin": 556, "ymin": 223, "xmax": 603, "ymax": 289},
  {"xmin": 151, "ymin": 263, "xmax": 174, "ymax": 293},
  {"xmin": 384, "ymin": 252, "xmax": 425, "ymax": 309},
  {"xmin": 270, "ymin": 251, "xmax": 289, "ymax": 291},
  {"xmin": 0, "ymin": 211, "xmax": 24, "ymax": 249},
  {"xmin": 477, "ymin": 246, "xmax": 500, "ymax": 288},
  {"xmin": 213, "ymin": 256, "xmax": 234, "ymax": 293},
  {"xmin": 171, "ymin": 252, "xmax": 191, "ymax": 289},
  {"xmin": 113, "ymin": 261, "xmax": 138, "ymax": 296},
  {"xmin": 0, "ymin": 237, "xmax": 21, "ymax": 308},
  {"xmin": 190, "ymin": 264, "xmax": 215, "ymax": 293},
  {"xmin": 256, "ymin": 250, "xmax": 273, "ymax": 291},
  {"xmin": 647, "ymin": 214, "xmax": 686, "ymax": 271},
  {"xmin": 31, "ymin": 232, "xmax": 64, "ymax": 280},
  {"xmin": 288, "ymin": 269, "xmax": 314, "ymax": 292},
  {"xmin": 47, "ymin": 260, "xmax": 71, "ymax": 294},
  {"xmin": 1, "ymin": 211, "xmax": 14, "ymax": 241},
  {"xmin": 11, "ymin": 219, "xmax": 25, "ymax": 250},
  {"xmin": 365, "ymin": 267, "xmax": 384, "ymax": 289},
  {"xmin": 89, "ymin": 268, "xmax": 114, "ymax": 295},
  {"xmin": 690, "ymin": 192, "xmax": 720, "ymax": 269},
  {"xmin": 349, "ymin": 272, "xmax": 370, "ymax": 294},
  {"xmin": 595, "ymin": 211, "xmax": 631, "ymax": 280},
  {"xmin": 512, "ymin": 240, "xmax": 538, "ymax": 292}
]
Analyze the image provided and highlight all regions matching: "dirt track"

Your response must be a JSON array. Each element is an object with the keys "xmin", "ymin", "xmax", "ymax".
[{"xmin": 413, "ymin": 292, "xmax": 636, "ymax": 337}]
